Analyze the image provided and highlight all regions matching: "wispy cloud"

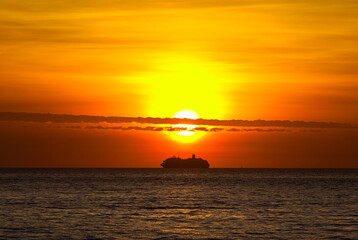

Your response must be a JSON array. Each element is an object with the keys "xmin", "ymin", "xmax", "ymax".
[
  {"xmin": 0, "ymin": 112, "xmax": 356, "ymax": 129},
  {"xmin": 76, "ymin": 125, "xmax": 290, "ymax": 133}
]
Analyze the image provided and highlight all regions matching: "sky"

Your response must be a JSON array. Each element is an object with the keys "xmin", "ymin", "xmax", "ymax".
[{"xmin": 0, "ymin": 0, "xmax": 357, "ymax": 167}]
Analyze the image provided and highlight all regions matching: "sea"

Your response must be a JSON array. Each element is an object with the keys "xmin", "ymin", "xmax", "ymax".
[{"xmin": 0, "ymin": 169, "xmax": 357, "ymax": 239}]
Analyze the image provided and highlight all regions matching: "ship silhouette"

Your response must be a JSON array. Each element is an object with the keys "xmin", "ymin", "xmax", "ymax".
[{"xmin": 161, "ymin": 154, "xmax": 209, "ymax": 168}]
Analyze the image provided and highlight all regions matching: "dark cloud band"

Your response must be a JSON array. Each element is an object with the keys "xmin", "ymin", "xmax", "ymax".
[{"xmin": 0, "ymin": 112, "xmax": 356, "ymax": 129}]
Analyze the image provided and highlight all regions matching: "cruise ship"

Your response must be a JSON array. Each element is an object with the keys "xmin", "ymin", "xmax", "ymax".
[{"xmin": 161, "ymin": 154, "xmax": 209, "ymax": 168}]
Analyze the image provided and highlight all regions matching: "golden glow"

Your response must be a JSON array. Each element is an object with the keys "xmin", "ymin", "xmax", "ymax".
[
  {"xmin": 126, "ymin": 53, "xmax": 230, "ymax": 119},
  {"xmin": 168, "ymin": 110, "xmax": 206, "ymax": 143},
  {"xmin": 173, "ymin": 110, "xmax": 198, "ymax": 119},
  {"xmin": 1, "ymin": 2, "xmax": 357, "ymax": 123},
  {"xmin": 129, "ymin": 52, "xmax": 234, "ymax": 143},
  {"xmin": 173, "ymin": 110, "xmax": 198, "ymax": 136},
  {"xmin": 175, "ymin": 125, "xmax": 195, "ymax": 136}
]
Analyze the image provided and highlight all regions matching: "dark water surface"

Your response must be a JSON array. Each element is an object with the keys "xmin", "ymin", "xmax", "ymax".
[{"xmin": 0, "ymin": 169, "xmax": 357, "ymax": 239}]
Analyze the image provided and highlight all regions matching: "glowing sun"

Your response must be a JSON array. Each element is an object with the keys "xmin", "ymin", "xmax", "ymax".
[
  {"xmin": 169, "ymin": 110, "xmax": 205, "ymax": 143},
  {"xmin": 173, "ymin": 110, "xmax": 198, "ymax": 136}
]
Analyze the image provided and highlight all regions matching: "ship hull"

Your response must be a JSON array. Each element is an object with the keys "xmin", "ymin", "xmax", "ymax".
[
  {"xmin": 161, "ymin": 158, "xmax": 210, "ymax": 168},
  {"xmin": 161, "ymin": 165, "xmax": 209, "ymax": 168}
]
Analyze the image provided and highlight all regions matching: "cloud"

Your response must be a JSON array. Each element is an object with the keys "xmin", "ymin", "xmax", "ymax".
[
  {"xmin": 209, "ymin": 127, "xmax": 224, "ymax": 132},
  {"xmin": 226, "ymin": 128, "xmax": 241, "ymax": 132},
  {"xmin": 84, "ymin": 125, "xmax": 206, "ymax": 132},
  {"xmin": 2, "ymin": 112, "xmax": 356, "ymax": 129},
  {"xmin": 85, "ymin": 125, "xmax": 168, "ymax": 131},
  {"xmin": 76, "ymin": 125, "xmax": 291, "ymax": 133},
  {"xmin": 240, "ymin": 128, "xmax": 288, "ymax": 132}
]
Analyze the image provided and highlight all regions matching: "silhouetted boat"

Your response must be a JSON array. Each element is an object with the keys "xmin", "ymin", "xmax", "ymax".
[{"xmin": 161, "ymin": 154, "xmax": 209, "ymax": 168}]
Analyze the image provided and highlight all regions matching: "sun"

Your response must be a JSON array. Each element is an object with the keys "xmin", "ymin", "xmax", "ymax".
[
  {"xmin": 168, "ymin": 110, "xmax": 206, "ymax": 143},
  {"xmin": 173, "ymin": 110, "xmax": 198, "ymax": 136},
  {"xmin": 173, "ymin": 110, "xmax": 199, "ymax": 119}
]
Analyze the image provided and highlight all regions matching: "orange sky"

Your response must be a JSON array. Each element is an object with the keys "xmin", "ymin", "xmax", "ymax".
[{"xmin": 0, "ymin": 1, "xmax": 357, "ymax": 167}]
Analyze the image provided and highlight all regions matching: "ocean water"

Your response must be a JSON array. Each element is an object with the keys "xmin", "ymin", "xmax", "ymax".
[{"xmin": 0, "ymin": 169, "xmax": 357, "ymax": 239}]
